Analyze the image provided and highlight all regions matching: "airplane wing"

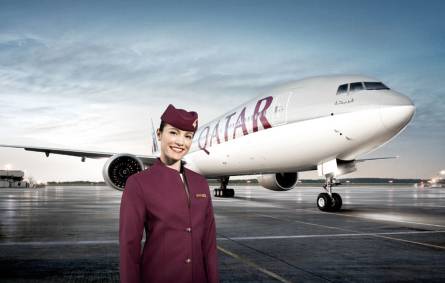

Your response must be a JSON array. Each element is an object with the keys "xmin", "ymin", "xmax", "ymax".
[
  {"xmin": 0, "ymin": 144, "xmax": 157, "ymax": 165},
  {"xmin": 355, "ymin": 156, "xmax": 399, "ymax": 162}
]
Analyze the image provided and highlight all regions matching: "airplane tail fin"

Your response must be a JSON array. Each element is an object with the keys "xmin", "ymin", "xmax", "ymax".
[{"xmin": 151, "ymin": 118, "xmax": 160, "ymax": 154}]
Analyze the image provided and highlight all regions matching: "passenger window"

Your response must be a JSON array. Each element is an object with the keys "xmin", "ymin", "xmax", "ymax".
[
  {"xmin": 336, "ymin": 84, "xmax": 348, "ymax": 95},
  {"xmin": 350, "ymin": 82, "xmax": 364, "ymax": 92}
]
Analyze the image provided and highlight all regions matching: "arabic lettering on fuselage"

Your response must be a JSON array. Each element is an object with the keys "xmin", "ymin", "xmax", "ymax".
[
  {"xmin": 334, "ymin": 97, "xmax": 354, "ymax": 105},
  {"xmin": 197, "ymin": 96, "xmax": 274, "ymax": 151}
]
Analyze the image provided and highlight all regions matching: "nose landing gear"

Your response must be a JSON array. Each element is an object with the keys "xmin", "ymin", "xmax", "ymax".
[
  {"xmin": 317, "ymin": 176, "xmax": 342, "ymax": 212},
  {"xmin": 214, "ymin": 176, "xmax": 235, "ymax": 197}
]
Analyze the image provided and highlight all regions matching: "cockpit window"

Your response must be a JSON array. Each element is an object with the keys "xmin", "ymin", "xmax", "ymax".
[
  {"xmin": 350, "ymin": 82, "xmax": 364, "ymax": 92},
  {"xmin": 337, "ymin": 81, "xmax": 390, "ymax": 95},
  {"xmin": 364, "ymin": 82, "xmax": 390, "ymax": 90},
  {"xmin": 336, "ymin": 84, "xmax": 348, "ymax": 95}
]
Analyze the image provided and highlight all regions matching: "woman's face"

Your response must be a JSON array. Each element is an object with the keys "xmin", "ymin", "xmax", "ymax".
[{"xmin": 157, "ymin": 123, "xmax": 194, "ymax": 162}]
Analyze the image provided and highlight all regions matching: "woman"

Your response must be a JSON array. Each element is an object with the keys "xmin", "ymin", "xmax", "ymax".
[{"xmin": 119, "ymin": 104, "xmax": 219, "ymax": 283}]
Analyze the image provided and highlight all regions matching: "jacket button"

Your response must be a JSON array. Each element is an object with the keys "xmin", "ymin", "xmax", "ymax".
[
  {"xmin": 185, "ymin": 258, "xmax": 191, "ymax": 263},
  {"xmin": 186, "ymin": 227, "xmax": 192, "ymax": 232}
]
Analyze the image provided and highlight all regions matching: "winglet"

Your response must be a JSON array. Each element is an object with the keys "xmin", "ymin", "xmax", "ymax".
[{"xmin": 151, "ymin": 118, "xmax": 160, "ymax": 154}]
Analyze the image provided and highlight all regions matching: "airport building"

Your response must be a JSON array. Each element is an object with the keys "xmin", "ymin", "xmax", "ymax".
[{"xmin": 0, "ymin": 170, "xmax": 30, "ymax": 188}]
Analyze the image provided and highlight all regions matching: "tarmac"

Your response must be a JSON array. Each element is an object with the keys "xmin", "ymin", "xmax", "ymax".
[{"xmin": 0, "ymin": 184, "xmax": 444, "ymax": 282}]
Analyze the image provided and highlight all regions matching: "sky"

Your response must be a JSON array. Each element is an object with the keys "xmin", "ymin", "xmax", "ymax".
[{"xmin": 0, "ymin": 0, "xmax": 444, "ymax": 182}]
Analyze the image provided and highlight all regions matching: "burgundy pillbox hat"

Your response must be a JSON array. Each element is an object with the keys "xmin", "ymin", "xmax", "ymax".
[{"xmin": 160, "ymin": 104, "xmax": 198, "ymax": 132}]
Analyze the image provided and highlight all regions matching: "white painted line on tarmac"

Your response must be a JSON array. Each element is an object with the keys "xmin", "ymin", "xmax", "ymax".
[
  {"xmin": 216, "ymin": 230, "xmax": 445, "ymax": 241},
  {"xmin": 374, "ymin": 234, "xmax": 445, "ymax": 250},
  {"xmin": 3, "ymin": 230, "xmax": 444, "ymax": 247},
  {"xmin": 0, "ymin": 240, "xmax": 119, "ymax": 246},
  {"xmin": 217, "ymin": 245, "xmax": 293, "ymax": 283},
  {"xmin": 326, "ymin": 211, "xmax": 445, "ymax": 228},
  {"xmin": 256, "ymin": 214, "xmax": 445, "ymax": 250}
]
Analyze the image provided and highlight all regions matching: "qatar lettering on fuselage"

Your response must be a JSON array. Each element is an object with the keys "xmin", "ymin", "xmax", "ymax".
[{"xmin": 197, "ymin": 96, "xmax": 274, "ymax": 154}]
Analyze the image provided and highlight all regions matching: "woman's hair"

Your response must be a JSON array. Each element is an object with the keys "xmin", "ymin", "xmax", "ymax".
[{"xmin": 159, "ymin": 120, "xmax": 166, "ymax": 132}]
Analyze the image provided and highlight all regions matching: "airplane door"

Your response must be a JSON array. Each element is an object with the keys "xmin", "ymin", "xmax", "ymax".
[{"xmin": 269, "ymin": 91, "xmax": 292, "ymax": 126}]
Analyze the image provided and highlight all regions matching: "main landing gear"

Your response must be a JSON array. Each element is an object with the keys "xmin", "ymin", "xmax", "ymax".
[
  {"xmin": 317, "ymin": 176, "xmax": 342, "ymax": 212},
  {"xmin": 214, "ymin": 176, "xmax": 235, "ymax": 197}
]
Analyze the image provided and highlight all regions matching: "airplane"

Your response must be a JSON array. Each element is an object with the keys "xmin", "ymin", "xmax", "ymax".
[{"xmin": 0, "ymin": 75, "xmax": 415, "ymax": 212}]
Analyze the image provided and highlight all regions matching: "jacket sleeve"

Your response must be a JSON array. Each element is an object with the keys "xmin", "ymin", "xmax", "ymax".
[
  {"xmin": 203, "ymin": 182, "xmax": 220, "ymax": 283},
  {"xmin": 119, "ymin": 175, "xmax": 146, "ymax": 283}
]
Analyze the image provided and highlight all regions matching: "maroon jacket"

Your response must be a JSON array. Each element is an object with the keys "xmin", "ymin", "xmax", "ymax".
[{"xmin": 119, "ymin": 158, "xmax": 219, "ymax": 283}]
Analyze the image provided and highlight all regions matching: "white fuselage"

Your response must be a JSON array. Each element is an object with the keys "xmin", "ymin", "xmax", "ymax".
[{"xmin": 181, "ymin": 75, "xmax": 415, "ymax": 178}]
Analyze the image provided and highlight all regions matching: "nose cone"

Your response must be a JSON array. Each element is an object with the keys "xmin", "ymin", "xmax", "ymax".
[{"xmin": 380, "ymin": 94, "xmax": 415, "ymax": 131}]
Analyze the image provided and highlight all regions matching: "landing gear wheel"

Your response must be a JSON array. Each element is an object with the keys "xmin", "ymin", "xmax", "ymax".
[
  {"xmin": 331, "ymin": 193, "xmax": 342, "ymax": 211},
  {"xmin": 317, "ymin": 193, "xmax": 332, "ymax": 211},
  {"xmin": 214, "ymin": 188, "xmax": 235, "ymax": 197},
  {"xmin": 214, "ymin": 176, "xmax": 235, "ymax": 198}
]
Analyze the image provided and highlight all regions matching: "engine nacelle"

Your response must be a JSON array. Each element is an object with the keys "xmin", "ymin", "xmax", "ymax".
[
  {"xmin": 102, "ymin": 153, "xmax": 145, "ymax": 191},
  {"xmin": 257, "ymin": 172, "xmax": 298, "ymax": 191}
]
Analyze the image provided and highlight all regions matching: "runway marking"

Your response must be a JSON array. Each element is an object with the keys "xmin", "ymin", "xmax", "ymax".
[
  {"xmin": 325, "ymin": 210, "xmax": 445, "ymax": 229},
  {"xmin": 296, "ymin": 218, "xmax": 445, "ymax": 250},
  {"xmin": 260, "ymin": 206, "xmax": 445, "ymax": 229},
  {"xmin": 218, "ymin": 233, "xmax": 334, "ymax": 282},
  {"xmin": 0, "ymin": 240, "xmax": 119, "ymax": 246},
  {"xmin": 256, "ymin": 214, "xmax": 445, "ymax": 250},
  {"xmin": 251, "ymin": 203, "xmax": 445, "ymax": 229},
  {"xmin": 372, "ymin": 234, "xmax": 445, "ymax": 251},
  {"xmin": 217, "ymin": 245, "xmax": 293, "ymax": 283},
  {"xmin": 216, "ymin": 230, "xmax": 445, "ymax": 241},
  {"xmin": 297, "ymin": 218, "xmax": 445, "ymax": 250},
  {"xmin": 3, "ymin": 230, "xmax": 443, "ymax": 247}
]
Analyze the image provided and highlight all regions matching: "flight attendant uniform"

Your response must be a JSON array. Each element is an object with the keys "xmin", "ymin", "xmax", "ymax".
[{"xmin": 119, "ymin": 104, "xmax": 219, "ymax": 283}]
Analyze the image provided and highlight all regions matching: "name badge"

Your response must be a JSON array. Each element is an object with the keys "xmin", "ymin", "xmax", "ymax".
[{"xmin": 195, "ymin": 193, "xmax": 207, "ymax": 198}]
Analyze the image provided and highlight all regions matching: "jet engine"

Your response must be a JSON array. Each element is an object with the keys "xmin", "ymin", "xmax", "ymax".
[
  {"xmin": 102, "ymin": 153, "xmax": 145, "ymax": 191},
  {"xmin": 257, "ymin": 172, "xmax": 298, "ymax": 191}
]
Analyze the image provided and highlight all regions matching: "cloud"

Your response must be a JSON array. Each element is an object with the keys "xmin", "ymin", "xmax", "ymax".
[
  {"xmin": 0, "ymin": 4, "xmax": 444, "ymax": 180},
  {"xmin": 0, "ymin": 33, "xmax": 347, "ymax": 102}
]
